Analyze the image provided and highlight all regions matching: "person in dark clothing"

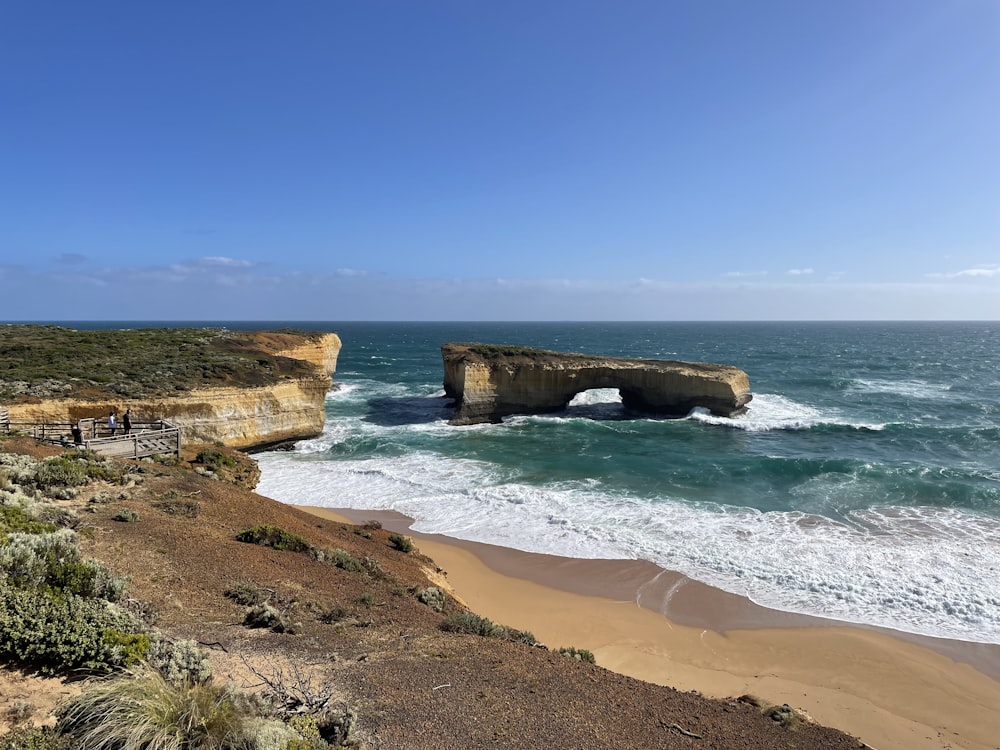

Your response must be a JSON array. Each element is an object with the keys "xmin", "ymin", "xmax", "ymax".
[{"xmin": 123, "ymin": 408, "xmax": 133, "ymax": 435}]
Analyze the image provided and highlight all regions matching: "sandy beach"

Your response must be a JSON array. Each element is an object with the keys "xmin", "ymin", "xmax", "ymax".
[{"xmin": 297, "ymin": 505, "xmax": 1000, "ymax": 750}]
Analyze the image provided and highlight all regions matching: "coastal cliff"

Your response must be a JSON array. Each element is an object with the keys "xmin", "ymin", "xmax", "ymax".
[
  {"xmin": 1, "ymin": 328, "xmax": 341, "ymax": 450},
  {"xmin": 442, "ymin": 343, "xmax": 751, "ymax": 425}
]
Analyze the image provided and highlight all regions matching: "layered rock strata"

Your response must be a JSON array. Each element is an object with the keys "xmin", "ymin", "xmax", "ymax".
[
  {"xmin": 7, "ymin": 332, "xmax": 342, "ymax": 450},
  {"xmin": 442, "ymin": 343, "xmax": 751, "ymax": 426}
]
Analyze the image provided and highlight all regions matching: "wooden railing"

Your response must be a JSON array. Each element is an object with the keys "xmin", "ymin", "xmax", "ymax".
[
  {"xmin": 7, "ymin": 418, "xmax": 182, "ymax": 459},
  {"xmin": 0, "ymin": 407, "xmax": 9, "ymax": 434}
]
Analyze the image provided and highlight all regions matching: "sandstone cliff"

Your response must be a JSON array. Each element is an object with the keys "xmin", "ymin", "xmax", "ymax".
[
  {"xmin": 442, "ymin": 343, "xmax": 751, "ymax": 425},
  {"xmin": 5, "ymin": 331, "xmax": 342, "ymax": 450}
]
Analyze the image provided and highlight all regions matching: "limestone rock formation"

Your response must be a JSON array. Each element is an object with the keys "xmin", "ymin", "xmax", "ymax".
[
  {"xmin": 6, "ymin": 331, "xmax": 342, "ymax": 450},
  {"xmin": 442, "ymin": 343, "xmax": 751, "ymax": 425}
]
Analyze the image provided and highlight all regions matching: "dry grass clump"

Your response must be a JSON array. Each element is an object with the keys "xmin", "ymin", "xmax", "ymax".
[{"xmin": 55, "ymin": 665, "xmax": 252, "ymax": 750}]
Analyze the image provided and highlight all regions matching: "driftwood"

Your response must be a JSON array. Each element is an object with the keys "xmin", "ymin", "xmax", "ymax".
[{"xmin": 242, "ymin": 657, "xmax": 335, "ymax": 714}]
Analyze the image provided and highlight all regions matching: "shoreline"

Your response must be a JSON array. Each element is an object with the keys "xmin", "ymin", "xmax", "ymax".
[{"xmin": 296, "ymin": 504, "xmax": 1000, "ymax": 750}]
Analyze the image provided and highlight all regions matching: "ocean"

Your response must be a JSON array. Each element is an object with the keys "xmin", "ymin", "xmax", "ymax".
[
  {"xmin": 65, "ymin": 320, "xmax": 998, "ymax": 644},
  {"xmin": 249, "ymin": 321, "xmax": 1000, "ymax": 645}
]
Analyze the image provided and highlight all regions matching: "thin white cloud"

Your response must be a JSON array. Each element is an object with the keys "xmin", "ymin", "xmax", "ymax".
[
  {"xmin": 786, "ymin": 268, "xmax": 815, "ymax": 276},
  {"xmin": 198, "ymin": 256, "xmax": 256, "ymax": 268},
  {"xmin": 724, "ymin": 270, "xmax": 768, "ymax": 278},
  {"xmin": 335, "ymin": 268, "xmax": 368, "ymax": 277},
  {"xmin": 927, "ymin": 264, "xmax": 1000, "ymax": 279}
]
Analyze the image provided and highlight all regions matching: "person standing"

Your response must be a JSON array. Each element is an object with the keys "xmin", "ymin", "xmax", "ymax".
[
  {"xmin": 123, "ymin": 408, "xmax": 133, "ymax": 435},
  {"xmin": 108, "ymin": 411, "xmax": 117, "ymax": 436}
]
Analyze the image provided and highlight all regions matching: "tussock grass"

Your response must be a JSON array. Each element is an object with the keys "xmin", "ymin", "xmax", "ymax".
[{"xmin": 56, "ymin": 665, "xmax": 252, "ymax": 750}]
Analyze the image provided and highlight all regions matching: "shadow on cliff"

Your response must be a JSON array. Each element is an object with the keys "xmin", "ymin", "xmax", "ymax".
[{"xmin": 363, "ymin": 396, "xmax": 453, "ymax": 426}]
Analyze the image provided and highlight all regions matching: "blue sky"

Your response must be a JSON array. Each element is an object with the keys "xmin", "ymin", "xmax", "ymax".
[{"xmin": 1, "ymin": 0, "xmax": 998, "ymax": 320}]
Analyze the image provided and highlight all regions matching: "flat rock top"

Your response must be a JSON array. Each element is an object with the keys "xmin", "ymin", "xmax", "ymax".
[{"xmin": 442, "ymin": 342, "xmax": 744, "ymax": 376}]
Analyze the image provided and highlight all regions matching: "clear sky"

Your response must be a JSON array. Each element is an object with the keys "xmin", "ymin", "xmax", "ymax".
[{"xmin": 1, "ymin": 0, "xmax": 998, "ymax": 320}]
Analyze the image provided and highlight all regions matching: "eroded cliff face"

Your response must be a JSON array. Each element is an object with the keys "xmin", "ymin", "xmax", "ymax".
[
  {"xmin": 442, "ymin": 343, "xmax": 751, "ymax": 425},
  {"xmin": 270, "ymin": 332, "xmax": 342, "ymax": 376},
  {"xmin": 6, "ymin": 331, "xmax": 342, "ymax": 450}
]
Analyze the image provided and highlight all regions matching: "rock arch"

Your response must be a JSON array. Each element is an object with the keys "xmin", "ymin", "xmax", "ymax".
[{"xmin": 441, "ymin": 343, "xmax": 752, "ymax": 426}]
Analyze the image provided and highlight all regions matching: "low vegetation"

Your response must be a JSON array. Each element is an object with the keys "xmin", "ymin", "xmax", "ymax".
[
  {"xmin": 235, "ymin": 525, "xmax": 311, "ymax": 553},
  {"xmin": 557, "ymin": 646, "xmax": 596, "ymax": 664},
  {"xmin": 387, "ymin": 533, "xmax": 413, "ymax": 553},
  {"xmin": 440, "ymin": 612, "xmax": 536, "ymax": 645},
  {"xmin": 0, "ymin": 325, "xmax": 325, "ymax": 401}
]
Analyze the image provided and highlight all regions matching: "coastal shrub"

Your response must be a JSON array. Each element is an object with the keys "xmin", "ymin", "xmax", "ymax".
[
  {"xmin": 55, "ymin": 664, "xmax": 255, "ymax": 750},
  {"xmin": 34, "ymin": 451, "xmax": 130, "ymax": 489},
  {"xmin": 440, "ymin": 612, "xmax": 506, "ymax": 639},
  {"xmin": 236, "ymin": 525, "xmax": 311, "ymax": 553},
  {"xmin": 89, "ymin": 491, "xmax": 113, "ymax": 506},
  {"xmin": 388, "ymin": 533, "xmax": 413, "ymax": 553},
  {"xmin": 0, "ymin": 504, "xmax": 56, "ymax": 537},
  {"xmin": 146, "ymin": 636, "xmax": 213, "ymax": 685},
  {"xmin": 4, "ymin": 700, "xmax": 34, "ymax": 728},
  {"xmin": 244, "ymin": 604, "xmax": 297, "ymax": 633},
  {"xmin": 504, "ymin": 627, "xmax": 538, "ymax": 646},
  {"xmin": 316, "ymin": 604, "xmax": 347, "ymax": 624},
  {"xmin": 358, "ymin": 592, "xmax": 375, "ymax": 607},
  {"xmin": 0, "ymin": 579, "xmax": 147, "ymax": 674},
  {"xmin": 225, "ymin": 581, "xmax": 270, "ymax": 606},
  {"xmin": 362, "ymin": 520, "xmax": 382, "ymax": 530},
  {"xmin": 310, "ymin": 547, "xmax": 365, "ymax": 573},
  {"xmin": 113, "ymin": 508, "xmax": 140, "ymax": 522},
  {"xmin": 0, "ymin": 529, "xmax": 127, "ymax": 600},
  {"xmin": 195, "ymin": 449, "xmax": 237, "ymax": 469},
  {"xmin": 416, "ymin": 586, "xmax": 445, "ymax": 611},
  {"xmin": 439, "ymin": 612, "xmax": 536, "ymax": 644},
  {"xmin": 765, "ymin": 703, "xmax": 803, "ymax": 729},
  {"xmin": 557, "ymin": 646, "xmax": 596, "ymax": 664},
  {"xmin": 0, "ymin": 726, "xmax": 71, "ymax": 750},
  {"xmin": 33, "ymin": 456, "xmax": 88, "ymax": 488}
]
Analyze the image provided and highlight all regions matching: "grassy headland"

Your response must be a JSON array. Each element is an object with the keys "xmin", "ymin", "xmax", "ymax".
[{"xmin": 0, "ymin": 326, "xmax": 326, "ymax": 402}]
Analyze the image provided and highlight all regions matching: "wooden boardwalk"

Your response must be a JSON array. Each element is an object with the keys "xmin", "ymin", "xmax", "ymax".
[{"xmin": 2, "ymin": 413, "xmax": 182, "ymax": 459}]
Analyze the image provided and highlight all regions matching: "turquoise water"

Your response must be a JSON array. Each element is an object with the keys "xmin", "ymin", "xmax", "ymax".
[{"xmin": 250, "ymin": 322, "xmax": 998, "ymax": 643}]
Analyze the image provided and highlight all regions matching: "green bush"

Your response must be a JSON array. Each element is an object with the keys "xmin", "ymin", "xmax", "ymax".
[
  {"xmin": 416, "ymin": 587, "xmax": 445, "ymax": 611},
  {"xmin": 113, "ymin": 508, "xmax": 140, "ymax": 522},
  {"xmin": 195, "ymin": 449, "xmax": 236, "ymax": 469},
  {"xmin": 310, "ymin": 547, "xmax": 365, "ymax": 573},
  {"xmin": 235, "ymin": 526, "xmax": 311, "ymax": 553},
  {"xmin": 146, "ymin": 636, "xmax": 213, "ymax": 685},
  {"xmin": 55, "ymin": 664, "xmax": 255, "ymax": 750},
  {"xmin": 0, "ymin": 529, "xmax": 127, "ymax": 600},
  {"xmin": 440, "ymin": 612, "xmax": 536, "ymax": 644},
  {"xmin": 440, "ymin": 612, "xmax": 506, "ymax": 638},
  {"xmin": 0, "ymin": 580, "xmax": 147, "ymax": 674},
  {"xmin": 0, "ymin": 726, "xmax": 71, "ymax": 750},
  {"xmin": 244, "ymin": 604, "xmax": 296, "ymax": 633},
  {"xmin": 33, "ymin": 456, "xmax": 88, "ymax": 489},
  {"xmin": 388, "ymin": 533, "xmax": 413, "ymax": 553},
  {"xmin": 557, "ymin": 646, "xmax": 596, "ymax": 664},
  {"xmin": 0, "ymin": 504, "xmax": 56, "ymax": 537},
  {"xmin": 224, "ymin": 581, "xmax": 270, "ymax": 606}
]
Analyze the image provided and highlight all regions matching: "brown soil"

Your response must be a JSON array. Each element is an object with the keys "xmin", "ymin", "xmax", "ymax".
[{"xmin": 0, "ymin": 440, "xmax": 867, "ymax": 750}]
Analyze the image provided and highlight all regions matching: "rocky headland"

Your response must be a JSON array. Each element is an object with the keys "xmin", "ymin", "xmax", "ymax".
[
  {"xmin": 442, "ymin": 342, "xmax": 752, "ymax": 425},
  {"xmin": 0, "ymin": 327, "xmax": 341, "ymax": 450}
]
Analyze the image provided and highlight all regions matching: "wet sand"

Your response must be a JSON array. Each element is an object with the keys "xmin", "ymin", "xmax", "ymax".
[{"xmin": 297, "ymin": 505, "xmax": 1000, "ymax": 750}]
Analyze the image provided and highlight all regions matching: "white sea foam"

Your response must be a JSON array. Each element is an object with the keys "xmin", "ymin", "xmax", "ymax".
[
  {"xmin": 258, "ymin": 445, "xmax": 1000, "ymax": 643},
  {"xmin": 689, "ymin": 393, "xmax": 886, "ymax": 432},
  {"xmin": 850, "ymin": 378, "xmax": 953, "ymax": 400}
]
